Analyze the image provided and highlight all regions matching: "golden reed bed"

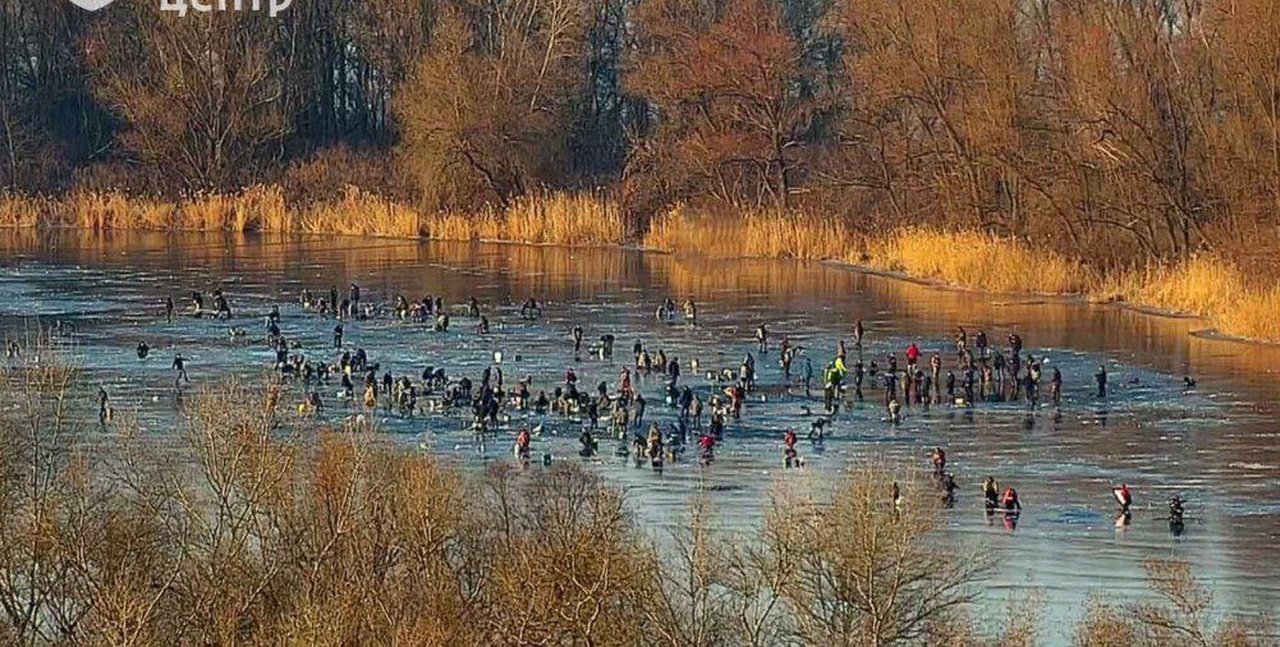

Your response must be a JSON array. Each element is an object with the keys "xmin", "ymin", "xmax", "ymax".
[
  {"xmin": 0, "ymin": 188, "xmax": 624, "ymax": 246},
  {"xmin": 3, "ymin": 190, "xmax": 1275, "ymax": 342},
  {"xmin": 644, "ymin": 209, "xmax": 1279, "ymax": 342}
]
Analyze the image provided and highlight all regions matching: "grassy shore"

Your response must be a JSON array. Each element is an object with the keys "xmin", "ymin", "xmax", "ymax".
[
  {"xmin": 0, "ymin": 187, "xmax": 624, "ymax": 245},
  {"xmin": 2, "ymin": 189, "xmax": 1275, "ymax": 342},
  {"xmin": 644, "ymin": 209, "xmax": 1278, "ymax": 343}
]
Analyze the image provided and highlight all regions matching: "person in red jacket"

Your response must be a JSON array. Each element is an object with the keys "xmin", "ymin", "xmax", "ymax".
[
  {"xmin": 515, "ymin": 427, "xmax": 531, "ymax": 462},
  {"xmin": 726, "ymin": 383, "xmax": 744, "ymax": 419},
  {"xmin": 619, "ymin": 367, "xmax": 633, "ymax": 401},
  {"xmin": 1113, "ymin": 483, "xmax": 1133, "ymax": 515},
  {"xmin": 698, "ymin": 433, "xmax": 716, "ymax": 465},
  {"xmin": 1002, "ymin": 487, "xmax": 1021, "ymax": 513},
  {"xmin": 906, "ymin": 342, "xmax": 921, "ymax": 371}
]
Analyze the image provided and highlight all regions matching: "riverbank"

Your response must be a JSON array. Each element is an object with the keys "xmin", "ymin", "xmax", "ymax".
[
  {"xmin": 644, "ymin": 208, "xmax": 1280, "ymax": 343},
  {"xmin": 0, "ymin": 187, "xmax": 625, "ymax": 245},
  {"xmin": 3, "ymin": 188, "xmax": 1277, "ymax": 342}
]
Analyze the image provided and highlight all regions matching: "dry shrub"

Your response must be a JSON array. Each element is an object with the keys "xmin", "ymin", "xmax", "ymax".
[
  {"xmin": 105, "ymin": 381, "xmax": 483, "ymax": 645},
  {"xmin": 0, "ymin": 364, "xmax": 1272, "ymax": 645},
  {"xmin": 266, "ymin": 432, "xmax": 478, "ymax": 644},
  {"xmin": 727, "ymin": 464, "xmax": 993, "ymax": 645},
  {"xmin": 280, "ymin": 145, "xmax": 407, "ymax": 206},
  {"xmin": 1074, "ymin": 559, "xmax": 1273, "ymax": 647},
  {"xmin": 479, "ymin": 462, "xmax": 651, "ymax": 645},
  {"xmin": 0, "ymin": 364, "xmax": 652, "ymax": 644},
  {"xmin": 1076, "ymin": 599, "xmax": 1140, "ymax": 646},
  {"xmin": 865, "ymin": 228, "xmax": 1090, "ymax": 294},
  {"xmin": 0, "ymin": 339, "xmax": 100, "ymax": 644},
  {"xmin": 638, "ymin": 498, "xmax": 733, "ymax": 646},
  {"xmin": 70, "ymin": 161, "xmax": 160, "ymax": 196},
  {"xmin": 995, "ymin": 592, "xmax": 1046, "ymax": 647}
]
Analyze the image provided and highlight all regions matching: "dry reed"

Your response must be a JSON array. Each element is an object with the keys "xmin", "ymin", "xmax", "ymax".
[
  {"xmin": 1107, "ymin": 256, "xmax": 1280, "ymax": 342},
  {"xmin": 0, "ymin": 193, "xmax": 54, "ymax": 227},
  {"xmin": 865, "ymin": 228, "xmax": 1090, "ymax": 295},
  {"xmin": 643, "ymin": 205, "xmax": 857, "ymax": 259},
  {"xmin": 297, "ymin": 186, "xmax": 421, "ymax": 238},
  {"xmin": 0, "ymin": 188, "xmax": 622, "ymax": 245},
  {"xmin": 427, "ymin": 192, "xmax": 625, "ymax": 245},
  {"xmin": 644, "ymin": 209, "xmax": 1085, "ymax": 294}
]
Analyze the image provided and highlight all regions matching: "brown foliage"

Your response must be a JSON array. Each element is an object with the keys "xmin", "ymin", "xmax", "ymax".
[
  {"xmin": 627, "ymin": 0, "xmax": 1280, "ymax": 272},
  {"xmin": 83, "ymin": 0, "xmax": 291, "ymax": 193},
  {"xmin": 626, "ymin": 0, "xmax": 830, "ymax": 210},
  {"xmin": 818, "ymin": 0, "xmax": 1280, "ymax": 268},
  {"xmin": 396, "ymin": 1, "xmax": 592, "ymax": 210},
  {"xmin": 6, "ymin": 0, "xmax": 1280, "ymax": 287},
  {"xmin": 279, "ymin": 145, "xmax": 410, "ymax": 206},
  {"xmin": 762, "ymin": 466, "xmax": 992, "ymax": 645},
  {"xmin": 1075, "ymin": 559, "xmax": 1274, "ymax": 646}
]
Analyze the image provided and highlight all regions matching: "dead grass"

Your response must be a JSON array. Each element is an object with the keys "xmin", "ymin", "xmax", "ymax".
[
  {"xmin": 645, "ymin": 207, "xmax": 1280, "ymax": 340},
  {"xmin": 428, "ymin": 192, "xmax": 625, "ymax": 245},
  {"xmin": 645, "ymin": 208, "xmax": 1085, "ymax": 294},
  {"xmin": 0, "ymin": 188, "xmax": 621, "ymax": 244},
  {"xmin": 1105, "ymin": 256, "xmax": 1280, "ymax": 342},
  {"xmin": 1, "ymin": 189, "xmax": 279, "ymax": 232},
  {"xmin": 297, "ymin": 186, "xmax": 421, "ymax": 238},
  {"xmin": 865, "ymin": 228, "xmax": 1090, "ymax": 295},
  {"xmin": 1102, "ymin": 255, "xmax": 1242, "ymax": 319},
  {"xmin": 644, "ymin": 205, "xmax": 858, "ymax": 259},
  {"xmin": 178, "ymin": 185, "xmax": 287, "ymax": 232},
  {"xmin": 0, "ymin": 193, "xmax": 55, "ymax": 228}
]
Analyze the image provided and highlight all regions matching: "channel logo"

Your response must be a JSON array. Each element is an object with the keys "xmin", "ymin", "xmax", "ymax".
[{"xmin": 66, "ymin": 0, "xmax": 293, "ymax": 16}]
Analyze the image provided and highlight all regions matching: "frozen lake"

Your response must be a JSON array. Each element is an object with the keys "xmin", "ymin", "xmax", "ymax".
[{"xmin": 2, "ymin": 229, "xmax": 1277, "ymax": 642}]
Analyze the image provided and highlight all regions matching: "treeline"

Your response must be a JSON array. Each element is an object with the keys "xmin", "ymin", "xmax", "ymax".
[
  {"xmin": 4, "ymin": 0, "xmax": 1280, "ymax": 268},
  {"xmin": 0, "ymin": 354, "xmax": 1271, "ymax": 645}
]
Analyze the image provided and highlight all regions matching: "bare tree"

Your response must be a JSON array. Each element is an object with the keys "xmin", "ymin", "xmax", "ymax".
[
  {"xmin": 85, "ymin": 0, "xmax": 292, "ymax": 193},
  {"xmin": 627, "ymin": 0, "xmax": 831, "ymax": 210},
  {"xmin": 760, "ymin": 466, "xmax": 991, "ymax": 646},
  {"xmin": 1076, "ymin": 559, "xmax": 1274, "ymax": 647},
  {"xmin": 396, "ymin": 0, "xmax": 592, "ymax": 209},
  {"xmin": 638, "ymin": 497, "xmax": 734, "ymax": 647}
]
